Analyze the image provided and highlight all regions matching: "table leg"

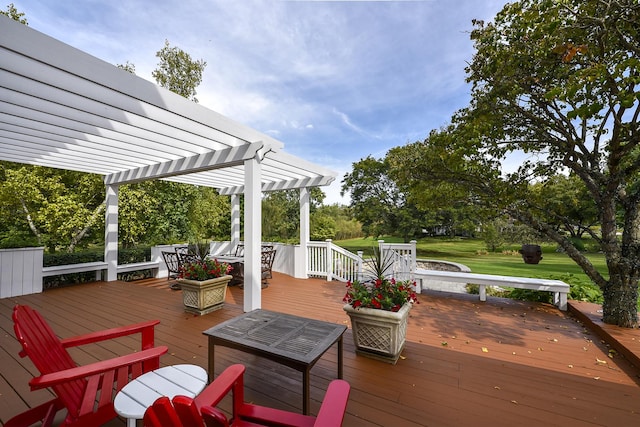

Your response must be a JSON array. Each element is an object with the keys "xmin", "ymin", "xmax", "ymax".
[
  {"xmin": 337, "ymin": 335, "xmax": 344, "ymax": 379},
  {"xmin": 207, "ymin": 337, "xmax": 215, "ymax": 383},
  {"xmin": 303, "ymin": 368, "xmax": 310, "ymax": 415},
  {"xmin": 127, "ymin": 418, "xmax": 136, "ymax": 427}
]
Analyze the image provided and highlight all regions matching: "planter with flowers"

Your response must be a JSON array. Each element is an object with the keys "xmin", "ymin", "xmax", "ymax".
[
  {"xmin": 177, "ymin": 258, "xmax": 233, "ymax": 315},
  {"xmin": 342, "ymin": 249, "xmax": 419, "ymax": 364}
]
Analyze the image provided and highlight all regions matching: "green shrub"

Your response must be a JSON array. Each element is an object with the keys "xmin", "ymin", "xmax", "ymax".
[
  {"xmin": 507, "ymin": 288, "xmax": 554, "ymax": 304},
  {"xmin": 569, "ymin": 238, "xmax": 586, "ymax": 251}
]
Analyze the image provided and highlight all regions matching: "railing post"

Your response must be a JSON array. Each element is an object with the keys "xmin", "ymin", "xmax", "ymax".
[
  {"xmin": 357, "ymin": 250, "xmax": 364, "ymax": 281},
  {"xmin": 325, "ymin": 239, "xmax": 333, "ymax": 281},
  {"xmin": 410, "ymin": 240, "xmax": 417, "ymax": 282}
]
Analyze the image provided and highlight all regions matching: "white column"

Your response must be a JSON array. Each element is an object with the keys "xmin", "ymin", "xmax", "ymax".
[
  {"xmin": 243, "ymin": 157, "xmax": 261, "ymax": 312},
  {"xmin": 298, "ymin": 188, "xmax": 310, "ymax": 279},
  {"xmin": 231, "ymin": 194, "xmax": 241, "ymax": 251},
  {"xmin": 104, "ymin": 184, "xmax": 119, "ymax": 281}
]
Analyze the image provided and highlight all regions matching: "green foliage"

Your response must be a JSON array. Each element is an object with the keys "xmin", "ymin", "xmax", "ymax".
[
  {"xmin": 0, "ymin": 231, "xmax": 40, "ymax": 249},
  {"xmin": 117, "ymin": 61, "xmax": 136, "ymax": 74},
  {"xmin": 312, "ymin": 204, "xmax": 362, "ymax": 241},
  {"xmin": 341, "ymin": 156, "xmax": 423, "ymax": 240},
  {"xmin": 507, "ymin": 288, "xmax": 554, "ymax": 304},
  {"xmin": 360, "ymin": 0, "xmax": 640, "ymax": 326},
  {"xmin": 479, "ymin": 220, "xmax": 505, "ymax": 252},
  {"xmin": 119, "ymin": 182, "xmax": 228, "ymax": 247},
  {"xmin": 261, "ymin": 188, "xmax": 326, "ymax": 243},
  {"xmin": 343, "ymin": 277, "xmax": 419, "ymax": 311},
  {"xmin": 0, "ymin": 163, "xmax": 105, "ymax": 252},
  {"xmin": 460, "ymin": 0, "xmax": 640, "ymax": 326},
  {"xmin": 1, "ymin": 3, "xmax": 27, "ymax": 24},
  {"xmin": 178, "ymin": 258, "xmax": 232, "ymax": 281},
  {"xmin": 152, "ymin": 39, "xmax": 206, "ymax": 102},
  {"xmin": 569, "ymin": 237, "xmax": 585, "ymax": 252}
]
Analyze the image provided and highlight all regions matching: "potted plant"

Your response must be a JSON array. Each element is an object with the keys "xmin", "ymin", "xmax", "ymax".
[
  {"xmin": 342, "ymin": 248, "xmax": 419, "ymax": 364},
  {"xmin": 177, "ymin": 258, "xmax": 233, "ymax": 315}
]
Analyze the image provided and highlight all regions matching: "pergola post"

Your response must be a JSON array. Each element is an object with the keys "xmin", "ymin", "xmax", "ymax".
[
  {"xmin": 243, "ymin": 156, "xmax": 262, "ymax": 312},
  {"xmin": 230, "ymin": 194, "xmax": 241, "ymax": 251},
  {"xmin": 298, "ymin": 188, "xmax": 310, "ymax": 279},
  {"xmin": 104, "ymin": 184, "xmax": 118, "ymax": 281}
]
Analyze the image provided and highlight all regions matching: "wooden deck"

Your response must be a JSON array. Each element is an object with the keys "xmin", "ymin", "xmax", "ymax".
[{"xmin": 1, "ymin": 273, "xmax": 640, "ymax": 426}]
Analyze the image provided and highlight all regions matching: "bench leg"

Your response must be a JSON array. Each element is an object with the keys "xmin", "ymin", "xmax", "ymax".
[
  {"xmin": 479, "ymin": 285, "xmax": 487, "ymax": 302},
  {"xmin": 556, "ymin": 292, "xmax": 568, "ymax": 311}
]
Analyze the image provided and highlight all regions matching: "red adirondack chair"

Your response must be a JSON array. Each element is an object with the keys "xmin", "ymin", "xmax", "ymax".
[
  {"xmin": 6, "ymin": 304, "xmax": 168, "ymax": 427},
  {"xmin": 143, "ymin": 364, "xmax": 350, "ymax": 427}
]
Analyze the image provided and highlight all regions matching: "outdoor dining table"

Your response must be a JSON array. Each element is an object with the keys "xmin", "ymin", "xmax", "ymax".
[{"xmin": 203, "ymin": 309, "xmax": 347, "ymax": 415}]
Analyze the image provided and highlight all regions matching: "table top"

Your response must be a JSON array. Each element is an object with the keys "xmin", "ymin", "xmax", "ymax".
[
  {"xmin": 209, "ymin": 255, "xmax": 243, "ymax": 263},
  {"xmin": 114, "ymin": 364, "xmax": 207, "ymax": 420},
  {"xmin": 203, "ymin": 309, "xmax": 347, "ymax": 366}
]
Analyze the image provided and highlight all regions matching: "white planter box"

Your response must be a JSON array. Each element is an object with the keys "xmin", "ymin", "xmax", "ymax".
[
  {"xmin": 178, "ymin": 275, "xmax": 232, "ymax": 315},
  {"xmin": 0, "ymin": 247, "xmax": 44, "ymax": 298},
  {"xmin": 343, "ymin": 302, "xmax": 411, "ymax": 364}
]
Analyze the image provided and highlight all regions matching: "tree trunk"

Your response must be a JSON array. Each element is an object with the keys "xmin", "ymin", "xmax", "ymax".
[
  {"xmin": 67, "ymin": 202, "xmax": 105, "ymax": 252},
  {"xmin": 602, "ymin": 273, "xmax": 639, "ymax": 328},
  {"xmin": 20, "ymin": 198, "xmax": 42, "ymax": 245}
]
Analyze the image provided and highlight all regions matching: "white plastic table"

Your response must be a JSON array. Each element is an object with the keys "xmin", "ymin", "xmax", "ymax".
[{"xmin": 114, "ymin": 364, "xmax": 207, "ymax": 427}]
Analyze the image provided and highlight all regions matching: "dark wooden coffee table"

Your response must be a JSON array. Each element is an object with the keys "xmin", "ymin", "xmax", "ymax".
[{"xmin": 203, "ymin": 309, "xmax": 347, "ymax": 414}]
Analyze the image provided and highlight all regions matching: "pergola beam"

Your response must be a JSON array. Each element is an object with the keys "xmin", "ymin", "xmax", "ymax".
[{"xmin": 104, "ymin": 142, "xmax": 269, "ymax": 185}]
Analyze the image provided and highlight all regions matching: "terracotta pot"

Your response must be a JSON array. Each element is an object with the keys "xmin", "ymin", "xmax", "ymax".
[
  {"xmin": 343, "ymin": 302, "xmax": 411, "ymax": 364},
  {"xmin": 177, "ymin": 275, "xmax": 232, "ymax": 315}
]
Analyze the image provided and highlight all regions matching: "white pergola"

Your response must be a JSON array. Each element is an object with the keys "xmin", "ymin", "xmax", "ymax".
[{"xmin": 0, "ymin": 16, "xmax": 336, "ymax": 311}]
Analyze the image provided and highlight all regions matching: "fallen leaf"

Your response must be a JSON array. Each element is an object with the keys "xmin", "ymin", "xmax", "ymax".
[
  {"xmin": 441, "ymin": 342, "xmax": 448, "ymax": 346},
  {"xmin": 399, "ymin": 355, "xmax": 406, "ymax": 360},
  {"xmin": 568, "ymin": 364, "xmax": 573, "ymax": 368},
  {"xmin": 494, "ymin": 386, "xmax": 501, "ymax": 390},
  {"xmin": 482, "ymin": 347, "xmax": 489, "ymax": 353},
  {"xmin": 511, "ymin": 400, "xmax": 518, "ymax": 404},
  {"xmin": 596, "ymin": 358, "xmax": 607, "ymax": 366}
]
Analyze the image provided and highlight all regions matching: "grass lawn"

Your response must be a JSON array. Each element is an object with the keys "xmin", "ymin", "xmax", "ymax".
[
  {"xmin": 334, "ymin": 238, "xmax": 607, "ymax": 279},
  {"xmin": 334, "ymin": 237, "xmax": 640, "ymax": 309},
  {"xmin": 335, "ymin": 236, "xmax": 608, "ymax": 284}
]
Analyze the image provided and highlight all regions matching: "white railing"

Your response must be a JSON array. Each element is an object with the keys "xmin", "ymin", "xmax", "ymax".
[
  {"xmin": 378, "ymin": 240, "xmax": 416, "ymax": 282},
  {"xmin": 307, "ymin": 240, "xmax": 363, "ymax": 282}
]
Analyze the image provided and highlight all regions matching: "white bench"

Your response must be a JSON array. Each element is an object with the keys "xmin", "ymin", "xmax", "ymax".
[
  {"xmin": 117, "ymin": 261, "xmax": 160, "ymax": 275},
  {"xmin": 43, "ymin": 261, "xmax": 160, "ymax": 280},
  {"xmin": 414, "ymin": 268, "xmax": 570, "ymax": 311},
  {"xmin": 42, "ymin": 261, "xmax": 108, "ymax": 280}
]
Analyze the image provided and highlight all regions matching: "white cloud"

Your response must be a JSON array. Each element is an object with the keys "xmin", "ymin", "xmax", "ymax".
[{"xmin": 14, "ymin": 0, "xmax": 509, "ymax": 205}]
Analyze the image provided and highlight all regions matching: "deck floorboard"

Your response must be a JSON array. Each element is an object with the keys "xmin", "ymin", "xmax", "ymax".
[{"xmin": 1, "ymin": 273, "xmax": 639, "ymax": 426}]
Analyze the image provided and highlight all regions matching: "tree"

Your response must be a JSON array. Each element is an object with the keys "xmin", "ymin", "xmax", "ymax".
[
  {"xmin": 152, "ymin": 40, "xmax": 206, "ymax": 102},
  {"xmin": 396, "ymin": 0, "xmax": 639, "ymax": 326},
  {"xmin": 261, "ymin": 188, "xmax": 326, "ymax": 242},
  {"xmin": 117, "ymin": 61, "xmax": 136, "ymax": 74},
  {"xmin": 1, "ymin": 3, "xmax": 27, "ymax": 24},
  {"xmin": 0, "ymin": 164, "xmax": 105, "ymax": 252},
  {"xmin": 530, "ymin": 174, "xmax": 599, "ymax": 239},
  {"xmin": 118, "ymin": 182, "xmax": 229, "ymax": 247},
  {"xmin": 342, "ymin": 156, "xmax": 423, "ymax": 241}
]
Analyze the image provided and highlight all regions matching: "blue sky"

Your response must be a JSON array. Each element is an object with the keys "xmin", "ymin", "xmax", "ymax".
[{"xmin": 12, "ymin": 0, "xmax": 507, "ymax": 204}]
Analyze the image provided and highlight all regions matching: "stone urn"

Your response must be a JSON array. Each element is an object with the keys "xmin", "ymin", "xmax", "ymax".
[
  {"xmin": 519, "ymin": 244, "xmax": 543, "ymax": 264},
  {"xmin": 343, "ymin": 302, "xmax": 411, "ymax": 364},
  {"xmin": 177, "ymin": 275, "xmax": 232, "ymax": 315}
]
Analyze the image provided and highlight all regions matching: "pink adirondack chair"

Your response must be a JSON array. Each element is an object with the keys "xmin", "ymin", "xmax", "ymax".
[
  {"xmin": 6, "ymin": 304, "xmax": 168, "ymax": 427},
  {"xmin": 143, "ymin": 364, "xmax": 350, "ymax": 427}
]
